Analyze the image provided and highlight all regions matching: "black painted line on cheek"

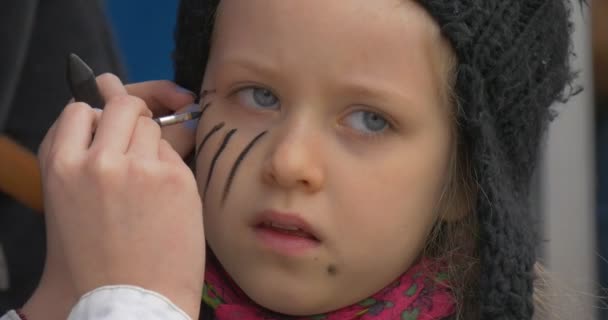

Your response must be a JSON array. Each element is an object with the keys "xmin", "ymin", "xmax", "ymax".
[
  {"xmin": 199, "ymin": 101, "xmax": 213, "ymax": 118},
  {"xmin": 204, "ymin": 128, "xmax": 238, "ymax": 201},
  {"xmin": 195, "ymin": 89, "xmax": 216, "ymax": 105},
  {"xmin": 199, "ymin": 89, "xmax": 216, "ymax": 101},
  {"xmin": 221, "ymin": 131, "xmax": 268, "ymax": 206},
  {"xmin": 195, "ymin": 122, "xmax": 225, "ymax": 162}
]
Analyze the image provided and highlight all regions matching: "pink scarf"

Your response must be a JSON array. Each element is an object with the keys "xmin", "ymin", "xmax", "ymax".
[{"xmin": 202, "ymin": 257, "xmax": 455, "ymax": 320}]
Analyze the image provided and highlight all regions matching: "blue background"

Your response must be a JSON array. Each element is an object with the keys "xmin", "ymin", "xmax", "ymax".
[{"xmin": 104, "ymin": 1, "xmax": 179, "ymax": 82}]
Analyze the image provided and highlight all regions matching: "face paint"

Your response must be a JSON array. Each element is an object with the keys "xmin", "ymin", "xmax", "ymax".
[
  {"xmin": 200, "ymin": 101, "xmax": 213, "ymax": 115},
  {"xmin": 184, "ymin": 89, "xmax": 217, "ymax": 131},
  {"xmin": 221, "ymin": 131, "xmax": 268, "ymax": 206},
  {"xmin": 185, "ymin": 100, "xmax": 215, "ymax": 131},
  {"xmin": 204, "ymin": 128, "xmax": 238, "ymax": 201},
  {"xmin": 195, "ymin": 122, "xmax": 226, "ymax": 161},
  {"xmin": 183, "ymin": 104, "xmax": 205, "ymax": 131},
  {"xmin": 327, "ymin": 265, "xmax": 338, "ymax": 276},
  {"xmin": 199, "ymin": 89, "xmax": 216, "ymax": 101}
]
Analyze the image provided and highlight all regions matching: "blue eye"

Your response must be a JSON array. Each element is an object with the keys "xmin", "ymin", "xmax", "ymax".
[
  {"xmin": 236, "ymin": 87, "xmax": 279, "ymax": 110},
  {"xmin": 345, "ymin": 110, "xmax": 389, "ymax": 135}
]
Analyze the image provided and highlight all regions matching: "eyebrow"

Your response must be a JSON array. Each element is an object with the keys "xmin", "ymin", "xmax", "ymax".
[
  {"xmin": 338, "ymin": 79, "xmax": 420, "ymax": 116},
  {"xmin": 215, "ymin": 55, "xmax": 282, "ymax": 82},
  {"xmin": 342, "ymin": 81, "xmax": 413, "ymax": 104}
]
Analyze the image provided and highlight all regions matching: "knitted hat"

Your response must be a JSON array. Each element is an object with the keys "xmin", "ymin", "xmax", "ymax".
[{"xmin": 172, "ymin": 1, "xmax": 579, "ymax": 319}]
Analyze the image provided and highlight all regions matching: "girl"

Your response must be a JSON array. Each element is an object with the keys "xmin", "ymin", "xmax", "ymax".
[{"xmin": 4, "ymin": 0, "xmax": 580, "ymax": 319}]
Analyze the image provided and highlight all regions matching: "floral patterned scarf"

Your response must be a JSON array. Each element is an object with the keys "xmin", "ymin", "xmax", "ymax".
[{"xmin": 202, "ymin": 257, "xmax": 455, "ymax": 320}]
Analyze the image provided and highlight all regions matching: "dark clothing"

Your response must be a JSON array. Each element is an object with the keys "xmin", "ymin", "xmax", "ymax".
[{"xmin": 0, "ymin": 0, "xmax": 123, "ymax": 312}]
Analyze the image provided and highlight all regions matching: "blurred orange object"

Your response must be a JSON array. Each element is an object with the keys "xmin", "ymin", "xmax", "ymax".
[{"xmin": 0, "ymin": 135, "xmax": 43, "ymax": 212}]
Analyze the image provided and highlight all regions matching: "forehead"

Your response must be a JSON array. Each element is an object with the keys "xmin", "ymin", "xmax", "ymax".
[{"xmin": 211, "ymin": 0, "xmax": 448, "ymax": 105}]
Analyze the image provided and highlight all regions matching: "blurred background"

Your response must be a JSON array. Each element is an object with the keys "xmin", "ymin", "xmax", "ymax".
[
  {"xmin": 538, "ymin": 1, "xmax": 604, "ymax": 318},
  {"xmin": 0, "ymin": 0, "xmax": 605, "ymax": 318},
  {"xmin": 103, "ymin": 1, "xmax": 177, "ymax": 82}
]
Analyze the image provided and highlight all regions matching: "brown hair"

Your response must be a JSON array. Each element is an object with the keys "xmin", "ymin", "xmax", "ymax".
[{"xmin": 420, "ymin": 41, "xmax": 480, "ymax": 319}]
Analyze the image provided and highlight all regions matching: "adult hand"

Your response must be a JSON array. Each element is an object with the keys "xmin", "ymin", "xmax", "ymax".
[
  {"xmin": 22, "ymin": 74, "xmax": 205, "ymax": 320},
  {"xmin": 1, "ymin": 79, "xmax": 198, "ymax": 214},
  {"xmin": 124, "ymin": 80, "xmax": 199, "ymax": 158}
]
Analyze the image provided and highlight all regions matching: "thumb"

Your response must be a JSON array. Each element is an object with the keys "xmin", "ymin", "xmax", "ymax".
[
  {"xmin": 125, "ymin": 80, "xmax": 197, "ymax": 116},
  {"xmin": 161, "ymin": 103, "xmax": 199, "ymax": 158}
]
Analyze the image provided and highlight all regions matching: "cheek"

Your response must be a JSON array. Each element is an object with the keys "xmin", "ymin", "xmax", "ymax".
[
  {"xmin": 331, "ymin": 140, "xmax": 451, "ymax": 250},
  {"xmin": 330, "ymin": 159, "xmax": 446, "ymax": 287},
  {"xmin": 338, "ymin": 149, "xmax": 449, "ymax": 219},
  {"xmin": 338, "ymin": 169, "xmax": 440, "ymax": 240},
  {"xmin": 329, "ymin": 163, "xmax": 441, "ymax": 292},
  {"xmin": 194, "ymin": 118, "xmax": 266, "ymax": 212}
]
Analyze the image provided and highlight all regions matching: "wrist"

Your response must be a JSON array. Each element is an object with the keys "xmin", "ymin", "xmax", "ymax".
[
  {"xmin": 146, "ymin": 285, "xmax": 201, "ymax": 320},
  {"xmin": 21, "ymin": 277, "xmax": 76, "ymax": 320},
  {"xmin": 21, "ymin": 291, "xmax": 71, "ymax": 320}
]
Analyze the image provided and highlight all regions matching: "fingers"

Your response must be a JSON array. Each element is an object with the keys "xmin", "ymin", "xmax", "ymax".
[
  {"xmin": 128, "ymin": 116, "xmax": 162, "ymax": 159},
  {"xmin": 102, "ymin": 77, "xmax": 199, "ymax": 157},
  {"xmin": 96, "ymin": 73, "xmax": 128, "ymax": 98},
  {"xmin": 158, "ymin": 139, "xmax": 186, "ymax": 166},
  {"xmin": 38, "ymin": 118, "xmax": 58, "ymax": 172},
  {"xmin": 39, "ymin": 103, "xmax": 101, "ymax": 173},
  {"xmin": 90, "ymin": 74, "xmax": 153, "ymax": 154},
  {"xmin": 125, "ymin": 81, "xmax": 196, "ymax": 116},
  {"xmin": 91, "ymin": 95, "xmax": 152, "ymax": 154},
  {"xmin": 52, "ymin": 75, "xmax": 195, "ymax": 161},
  {"xmin": 161, "ymin": 104, "xmax": 198, "ymax": 158},
  {"xmin": 51, "ymin": 103, "xmax": 100, "ymax": 154}
]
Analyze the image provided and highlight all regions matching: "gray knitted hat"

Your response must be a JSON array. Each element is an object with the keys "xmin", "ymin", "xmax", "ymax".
[{"xmin": 172, "ymin": 1, "xmax": 579, "ymax": 319}]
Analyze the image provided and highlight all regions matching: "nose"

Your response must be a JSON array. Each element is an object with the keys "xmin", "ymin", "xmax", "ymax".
[{"xmin": 261, "ymin": 122, "xmax": 325, "ymax": 193}]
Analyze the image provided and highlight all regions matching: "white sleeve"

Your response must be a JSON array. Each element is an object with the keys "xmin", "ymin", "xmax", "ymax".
[
  {"xmin": 67, "ymin": 285, "xmax": 192, "ymax": 320},
  {"xmin": 0, "ymin": 310, "xmax": 21, "ymax": 320}
]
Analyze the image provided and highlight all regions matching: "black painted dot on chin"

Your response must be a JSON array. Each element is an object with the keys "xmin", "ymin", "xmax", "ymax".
[{"xmin": 327, "ymin": 265, "xmax": 338, "ymax": 276}]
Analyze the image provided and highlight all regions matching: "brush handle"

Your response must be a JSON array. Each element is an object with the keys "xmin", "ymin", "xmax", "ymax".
[{"xmin": 67, "ymin": 53, "xmax": 105, "ymax": 109}]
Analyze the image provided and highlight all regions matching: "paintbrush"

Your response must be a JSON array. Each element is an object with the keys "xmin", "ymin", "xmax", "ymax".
[{"xmin": 67, "ymin": 53, "xmax": 202, "ymax": 126}]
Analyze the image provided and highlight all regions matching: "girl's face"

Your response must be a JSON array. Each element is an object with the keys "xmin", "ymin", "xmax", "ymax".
[{"xmin": 195, "ymin": 0, "xmax": 454, "ymax": 315}]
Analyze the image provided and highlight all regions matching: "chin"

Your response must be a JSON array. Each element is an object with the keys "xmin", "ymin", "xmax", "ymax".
[{"xmin": 239, "ymin": 275, "xmax": 341, "ymax": 316}]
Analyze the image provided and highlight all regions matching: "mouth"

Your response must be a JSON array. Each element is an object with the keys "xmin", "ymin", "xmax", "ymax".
[
  {"xmin": 252, "ymin": 210, "xmax": 321, "ymax": 254},
  {"xmin": 257, "ymin": 221, "xmax": 319, "ymax": 241}
]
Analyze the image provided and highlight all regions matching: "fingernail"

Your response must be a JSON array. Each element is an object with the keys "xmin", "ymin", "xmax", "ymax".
[
  {"xmin": 175, "ymin": 85, "xmax": 197, "ymax": 100},
  {"xmin": 183, "ymin": 103, "xmax": 201, "ymax": 131}
]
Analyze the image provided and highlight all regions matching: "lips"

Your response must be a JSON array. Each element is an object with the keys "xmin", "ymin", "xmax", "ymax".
[
  {"xmin": 253, "ymin": 210, "xmax": 320, "ymax": 241},
  {"xmin": 259, "ymin": 221, "xmax": 318, "ymax": 240}
]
